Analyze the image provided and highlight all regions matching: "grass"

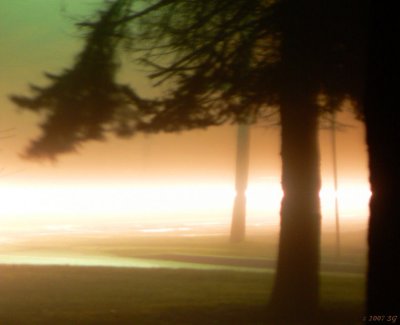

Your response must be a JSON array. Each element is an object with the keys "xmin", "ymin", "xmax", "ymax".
[
  {"xmin": 0, "ymin": 265, "xmax": 365, "ymax": 324},
  {"xmin": 0, "ymin": 233, "xmax": 367, "ymax": 324},
  {"xmin": 0, "ymin": 266, "xmax": 269, "ymax": 324}
]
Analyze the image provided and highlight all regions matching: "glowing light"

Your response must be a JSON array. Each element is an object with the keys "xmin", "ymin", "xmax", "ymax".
[
  {"xmin": 0, "ymin": 183, "xmax": 235, "ymax": 222},
  {"xmin": 0, "ymin": 181, "xmax": 371, "ymax": 229},
  {"xmin": 320, "ymin": 183, "xmax": 371, "ymax": 221}
]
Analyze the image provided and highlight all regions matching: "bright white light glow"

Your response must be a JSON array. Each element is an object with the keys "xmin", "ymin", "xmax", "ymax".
[
  {"xmin": 0, "ymin": 181, "xmax": 370, "ymax": 230},
  {"xmin": 0, "ymin": 183, "xmax": 236, "ymax": 225},
  {"xmin": 320, "ymin": 183, "xmax": 371, "ymax": 221}
]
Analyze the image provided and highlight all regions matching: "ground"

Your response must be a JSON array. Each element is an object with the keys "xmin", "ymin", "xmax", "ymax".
[{"xmin": 0, "ymin": 232, "xmax": 366, "ymax": 324}]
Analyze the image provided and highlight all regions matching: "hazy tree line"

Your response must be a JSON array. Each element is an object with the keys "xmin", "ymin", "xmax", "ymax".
[{"xmin": 10, "ymin": 0, "xmax": 398, "ymax": 321}]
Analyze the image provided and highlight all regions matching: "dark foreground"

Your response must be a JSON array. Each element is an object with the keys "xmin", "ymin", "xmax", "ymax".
[{"xmin": 0, "ymin": 265, "xmax": 364, "ymax": 324}]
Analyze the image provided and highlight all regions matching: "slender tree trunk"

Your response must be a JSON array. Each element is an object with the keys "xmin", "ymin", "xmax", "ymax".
[
  {"xmin": 364, "ymin": 2, "xmax": 400, "ymax": 315},
  {"xmin": 269, "ymin": 0, "xmax": 322, "ymax": 319},
  {"xmin": 230, "ymin": 124, "xmax": 250, "ymax": 243}
]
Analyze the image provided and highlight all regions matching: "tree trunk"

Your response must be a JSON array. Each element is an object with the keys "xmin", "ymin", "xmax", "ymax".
[
  {"xmin": 269, "ymin": 0, "xmax": 322, "ymax": 319},
  {"xmin": 364, "ymin": 2, "xmax": 400, "ymax": 316},
  {"xmin": 269, "ymin": 89, "xmax": 321, "ymax": 319},
  {"xmin": 230, "ymin": 124, "xmax": 250, "ymax": 243}
]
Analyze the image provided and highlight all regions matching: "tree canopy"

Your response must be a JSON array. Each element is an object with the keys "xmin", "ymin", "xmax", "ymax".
[{"xmin": 11, "ymin": 0, "xmax": 367, "ymax": 159}]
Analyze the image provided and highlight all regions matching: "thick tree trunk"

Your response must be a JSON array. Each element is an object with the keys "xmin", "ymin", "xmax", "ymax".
[
  {"xmin": 230, "ymin": 124, "xmax": 250, "ymax": 243},
  {"xmin": 269, "ymin": 0, "xmax": 322, "ymax": 319},
  {"xmin": 269, "ymin": 89, "xmax": 321, "ymax": 319},
  {"xmin": 364, "ymin": 2, "xmax": 400, "ymax": 316}
]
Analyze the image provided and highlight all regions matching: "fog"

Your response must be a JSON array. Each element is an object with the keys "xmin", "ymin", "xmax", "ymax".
[{"xmin": 1, "ymin": 1, "xmax": 369, "ymax": 246}]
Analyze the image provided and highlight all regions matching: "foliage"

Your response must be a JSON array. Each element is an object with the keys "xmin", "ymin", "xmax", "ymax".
[
  {"xmin": 10, "ymin": 0, "xmax": 367, "ymax": 159},
  {"xmin": 10, "ymin": 0, "xmax": 151, "ymax": 158}
]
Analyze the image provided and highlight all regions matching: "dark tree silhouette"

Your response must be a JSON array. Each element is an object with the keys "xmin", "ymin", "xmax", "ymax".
[
  {"xmin": 363, "ymin": 2, "xmax": 400, "ymax": 316},
  {"xmin": 10, "ymin": 0, "xmax": 153, "ymax": 159},
  {"xmin": 269, "ymin": 3, "xmax": 365, "ymax": 319},
  {"xmin": 10, "ymin": 0, "xmax": 368, "ymax": 319}
]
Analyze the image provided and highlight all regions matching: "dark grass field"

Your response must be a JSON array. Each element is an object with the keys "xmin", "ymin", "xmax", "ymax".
[
  {"xmin": 0, "ymin": 233, "xmax": 367, "ymax": 324},
  {"xmin": 0, "ymin": 265, "xmax": 365, "ymax": 324}
]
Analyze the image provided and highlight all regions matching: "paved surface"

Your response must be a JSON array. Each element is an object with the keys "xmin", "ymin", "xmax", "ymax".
[
  {"xmin": 137, "ymin": 253, "xmax": 365, "ymax": 274},
  {"xmin": 0, "ymin": 251, "xmax": 364, "ymax": 274}
]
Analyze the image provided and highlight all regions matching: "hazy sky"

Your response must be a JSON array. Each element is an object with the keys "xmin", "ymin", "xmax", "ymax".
[{"xmin": 0, "ymin": 1, "xmax": 370, "ymax": 231}]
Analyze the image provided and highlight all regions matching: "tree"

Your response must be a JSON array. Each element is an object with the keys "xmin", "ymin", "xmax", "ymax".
[
  {"xmin": 230, "ymin": 124, "xmax": 250, "ymax": 243},
  {"xmin": 363, "ymin": 2, "xmax": 400, "ymax": 316},
  {"xmin": 10, "ymin": 0, "xmax": 368, "ymax": 319}
]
